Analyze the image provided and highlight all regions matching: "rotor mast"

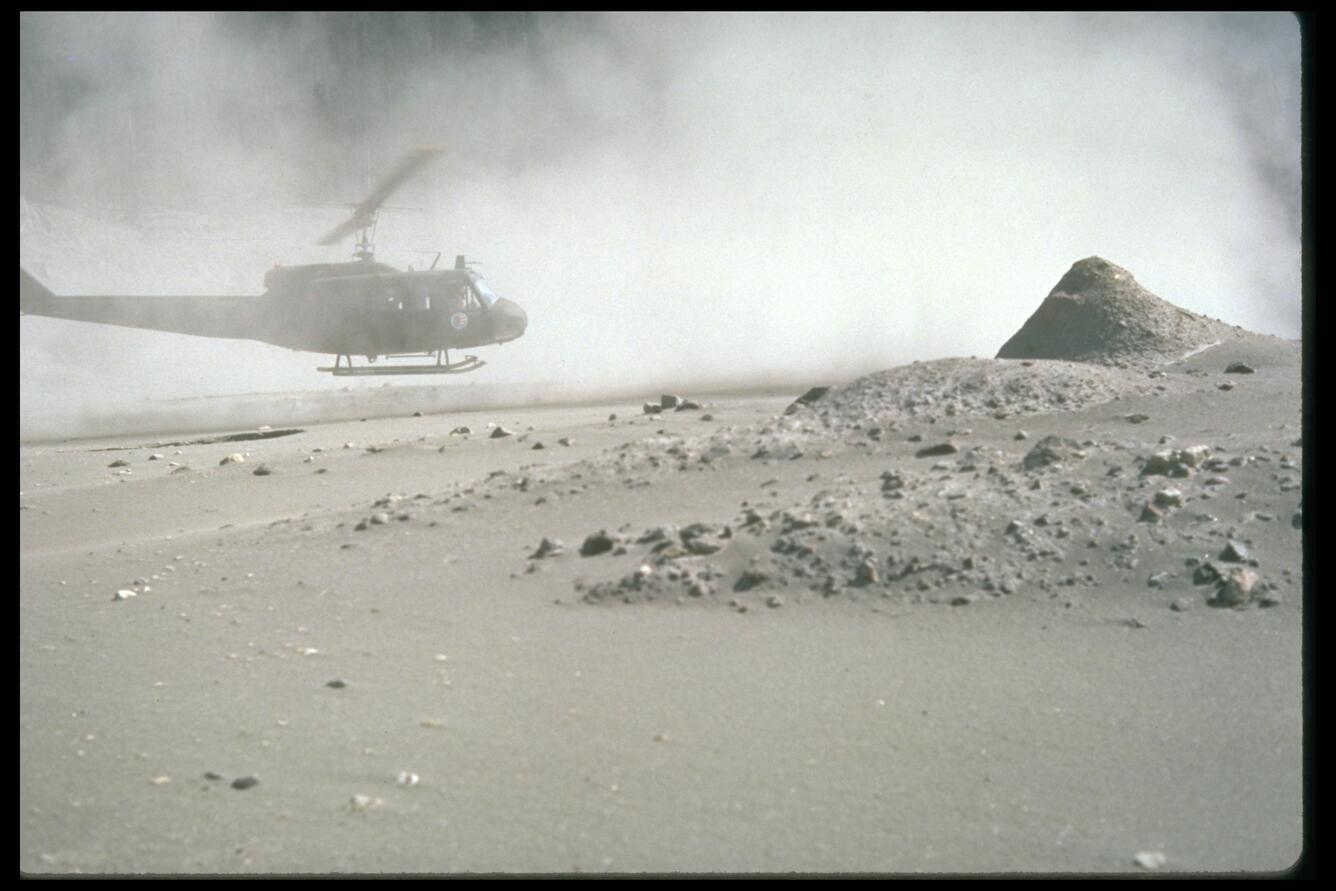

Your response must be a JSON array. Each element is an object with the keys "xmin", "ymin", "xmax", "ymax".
[{"xmin": 317, "ymin": 145, "xmax": 444, "ymax": 262}]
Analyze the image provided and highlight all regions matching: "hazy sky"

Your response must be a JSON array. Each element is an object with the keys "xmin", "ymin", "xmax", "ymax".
[{"xmin": 19, "ymin": 12, "xmax": 1303, "ymax": 428}]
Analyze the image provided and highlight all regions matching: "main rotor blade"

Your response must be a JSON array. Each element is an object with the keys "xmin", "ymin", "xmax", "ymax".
[{"xmin": 316, "ymin": 145, "xmax": 445, "ymax": 246}]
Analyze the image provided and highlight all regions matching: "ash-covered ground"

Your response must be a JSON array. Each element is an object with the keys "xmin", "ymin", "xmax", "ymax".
[{"xmin": 20, "ymin": 257, "xmax": 1304, "ymax": 874}]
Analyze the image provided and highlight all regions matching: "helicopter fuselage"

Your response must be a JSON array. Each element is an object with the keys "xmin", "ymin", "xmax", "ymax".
[
  {"xmin": 259, "ymin": 261, "xmax": 528, "ymax": 356},
  {"xmin": 19, "ymin": 259, "xmax": 528, "ymax": 363}
]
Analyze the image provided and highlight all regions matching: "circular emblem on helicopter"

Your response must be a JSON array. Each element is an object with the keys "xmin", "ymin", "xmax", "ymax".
[{"xmin": 450, "ymin": 312, "xmax": 469, "ymax": 331}]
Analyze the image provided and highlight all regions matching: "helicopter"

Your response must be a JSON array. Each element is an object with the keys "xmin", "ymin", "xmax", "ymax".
[{"xmin": 18, "ymin": 146, "xmax": 528, "ymax": 376}]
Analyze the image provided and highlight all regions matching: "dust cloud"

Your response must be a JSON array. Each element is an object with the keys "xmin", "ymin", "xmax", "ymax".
[{"xmin": 19, "ymin": 12, "xmax": 1302, "ymax": 438}]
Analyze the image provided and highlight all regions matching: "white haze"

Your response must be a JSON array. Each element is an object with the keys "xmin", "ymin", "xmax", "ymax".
[{"xmin": 19, "ymin": 12, "xmax": 1302, "ymax": 438}]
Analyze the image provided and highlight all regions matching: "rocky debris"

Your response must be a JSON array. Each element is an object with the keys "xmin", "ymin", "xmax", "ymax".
[
  {"xmin": 914, "ymin": 442, "xmax": 958, "ymax": 458},
  {"xmin": 1022, "ymin": 436, "xmax": 1085, "ymax": 472},
  {"xmin": 996, "ymin": 256, "xmax": 1237, "ymax": 367},
  {"xmin": 219, "ymin": 453, "xmax": 246, "ymax": 465},
  {"xmin": 579, "ymin": 530, "xmax": 620, "ymax": 557},
  {"xmin": 1138, "ymin": 504, "xmax": 1163, "ymax": 524},
  {"xmin": 799, "ymin": 357, "xmax": 1145, "ymax": 433},
  {"xmin": 642, "ymin": 402, "xmax": 663, "ymax": 415},
  {"xmin": 450, "ymin": 426, "xmax": 471, "ymax": 435},
  {"xmin": 1152, "ymin": 488, "xmax": 1184, "ymax": 509},
  {"xmin": 1224, "ymin": 362, "xmax": 1256, "ymax": 374},
  {"xmin": 230, "ymin": 776, "xmax": 259, "ymax": 791},
  {"xmin": 675, "ymin": 400, "xmax": 702, "ymax": 411},
  {"xmin": 1142, "ymin": 446, "xmax": 1210, "ymax": 477},
  {"xmin": 530, "ymin": 537, "xmax": 565, "ymax": 559},
  {"xmin": 252, "ymin": 465, "xmax": 273, "ymax": 476},
  {"xmin": 1218, "ymin": 540, "xmax": 1250, "ymax": 563},
  {"xmin": 489, "ymin": 427, "xmax": 513, "ymax": 439},
  {"xmin": 1218, "ymin": 381, "xmax": 1235, "ymax": 391},
  {"xmin": 660, "ymin": 394, "xmax": 682, "ymax": 410},
  {"xmin": 784, "ymin": 387, "xmax": 831, "ymax": 415},
  {"xmin": 1212, "ymin": 567, "xmax": 1260, "ymax": 608}
]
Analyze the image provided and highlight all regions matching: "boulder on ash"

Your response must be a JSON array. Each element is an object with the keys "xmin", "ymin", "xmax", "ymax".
[{"xmin": 997, "ymin": 257, "xmax": 1237, "ymax": 368}]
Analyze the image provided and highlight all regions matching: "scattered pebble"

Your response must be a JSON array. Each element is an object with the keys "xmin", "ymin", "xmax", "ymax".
[
  {"xmin": 231, "ymin": 776, "xmax": 259, "ymax": 790},
  {"xmin": 325, "ymin": 678, "xmax": 348, "ymax": 689}
]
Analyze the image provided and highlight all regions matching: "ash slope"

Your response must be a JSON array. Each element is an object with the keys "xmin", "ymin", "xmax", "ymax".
[{"xmin": 997, "ymin": 256, "xmax": 1244, "ymax": 368}]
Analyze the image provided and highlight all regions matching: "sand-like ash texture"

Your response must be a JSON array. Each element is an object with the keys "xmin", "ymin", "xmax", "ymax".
[
  {"xmin": 997, "ymin": 257, "xmax": 1243, "ymax": 368},
  {"xmin": 20, "ymin": 258, "xmax": 1303, "ymax": 875}
]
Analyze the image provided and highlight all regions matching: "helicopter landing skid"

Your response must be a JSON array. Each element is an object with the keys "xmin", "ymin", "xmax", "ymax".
[{"xmin": 317, "ymin": 351, "xmax": 485, "ymax": 376}]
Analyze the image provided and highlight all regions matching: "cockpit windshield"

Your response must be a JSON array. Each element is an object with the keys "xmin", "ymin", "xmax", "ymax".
[{"xmin": 469, "ymin": 274, "xmax": 499, "ymax": 307}]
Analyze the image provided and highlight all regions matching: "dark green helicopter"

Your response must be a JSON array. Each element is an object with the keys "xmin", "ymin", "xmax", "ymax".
[{"xmin": 19, "ymin": 146, "xmax": 527, "ymax": 376}]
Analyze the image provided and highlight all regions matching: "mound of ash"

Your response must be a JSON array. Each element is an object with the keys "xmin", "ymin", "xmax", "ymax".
[
  {"xmin": 996, "ymin": 257, "xmax": 1238, "ymax": 368},
  {"xmin": 787, "ymin": 357, "xmax": 1151, "ymax": 432}
]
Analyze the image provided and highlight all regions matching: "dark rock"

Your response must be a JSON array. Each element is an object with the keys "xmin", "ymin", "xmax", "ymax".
[
  {"xmin": 1192, "ymin": 562, "xmax": 1222, "ymax": 585},
  {"xmin": 660, "ymin": 394, "xmax": 681, "ymax": 409},
  {"xmin": 252, "ymin": 465, "xmax": 273, "ymax": 476},
  {"xmin": 489, "ymin": 427, "xmax": 513, "ymax": 439},
  {"xmin": 530, "ymin": 538, "xmax": 565, "ymax": 559},
  {"xmin": 325, "ymin": 679, "xmax": 347, "ymax": 689},
  {"xmin": 1219, "ymin": 540, "xmax": 1250, "ymax": 563},
  {"xmin": 450, "ymin": 426, "xmax": 472, "ymax": 435},
  {"xmin": 734, "ymin": 569, "xmax": 770, "ymax": 592},
  {"xmin": 675, "ymin": 400, "xmax": 701, "ymax": 411},
  {"xmin": 915, "ymin": 442, "xmax": 958, "ymax": 458},
  {"xmin": 1224, "ymin": 362, "xmax": 1256, "ymax": 374},
  {"xmin": 579, "ymin": 530, "xmax": 618, "ymax": 557},
  {"xmin": 1125, "ymin": 413, "xmax": 1151, "ymax": 424},
  {"xmin": 784, "ymin": 387, "xmax": 831, "ymax": 415},
  {"xmin": 108, "ymin": 459, "xmax": 130, "ymax": 468},
  {"xmin": 231, "ymin": 776, "xmax": 259, "ymax": 790},
  {"xmin": 642, "ymin": 402, "xmax": 663, "ymax": 415}
]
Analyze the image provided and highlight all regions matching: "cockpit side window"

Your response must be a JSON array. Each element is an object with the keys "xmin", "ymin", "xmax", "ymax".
[{"xmin": 470, "ymin": 275, "xmax": 499, "ymax": 307}]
